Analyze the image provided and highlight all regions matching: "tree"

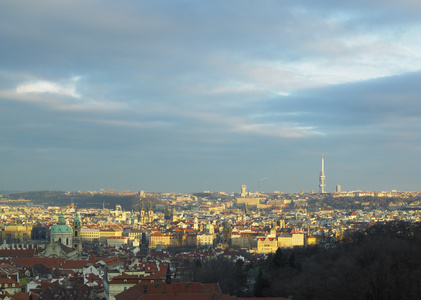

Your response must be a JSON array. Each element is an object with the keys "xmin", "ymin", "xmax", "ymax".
[
  {"xmin": 273, "ymin": 248, "xmax": 284, "ymax": 269},
  {"xmin": 288, "ymin": 252, "xmax": 296, "ymax": 269},
  {"xmin": 52, "ymin": 268, "xmax": 63, "ymax": 278},
  {"xmin": 32, "ymin": 264, "xmax": 50, "ymax": 277}
]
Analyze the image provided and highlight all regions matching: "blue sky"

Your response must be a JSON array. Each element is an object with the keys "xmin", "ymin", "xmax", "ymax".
[{"xmin": 2, "ymin": 0, "xmax": 421, "ymax": 193}]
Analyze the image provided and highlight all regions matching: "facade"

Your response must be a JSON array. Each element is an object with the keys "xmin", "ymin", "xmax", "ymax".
[
  {"xmin": 0, "ymin": 276, "xmax": 21, "ymax": 296},
  {"xmin": 149, "ymin": 232, "xmax": 172, "ymax": 249},
  {"xmin": 99, "ymin": 229, "xmax": 123, "ymax": 243},
  {"xmin": 196, "ymin": 233, "xmax": 213, "ymax": 246},
  {"xmin": 81, "ymin": 227, "xmax": 123, "ymax": 242},
  {"xmin": 139, "ymin": 204, "xmax": 154, "ymax": 224},
  {"xmin": 278, "ymin": 233, "xmax": 306, "ymax": 248},
  {"xmin": 231, "ymin": 233, "xmax": 254, "ymax": 249},
  {"xmin": 256, "ymin": 237, "xmax": 278, "ymax": 254},
  {"xmin": 107, "ymin": 236, "xmax": 128, "ymax": 247},
  {"xmin": 277, "ymin": 234, "xmax": 293, "ymax": 248},
  {"xmin": 126, "ymin": 229, "xmax": 143, "ymax": 240},
  {"xmin": 235, "ymin": 197, "xmax": 260, "ymax": 209},
  {"xmin": 292, "ymin": 233, "xmax": 305, "ymax": 247},
  {"xmin": 81, "ymin": 228, "xmax": 101, "ymax": 242},
  {"xmin": 307, "ymin": 234, "xmax": 322, "ymax": 245},
  {"xmin": 1, "ymin": 225, "xmax": 32, "ymax": 243}
]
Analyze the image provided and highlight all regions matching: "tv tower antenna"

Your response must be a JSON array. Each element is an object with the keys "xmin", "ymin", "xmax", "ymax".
[{"xmin": 319, "ymin": 154, "xmax": 326, "ymax": 193}]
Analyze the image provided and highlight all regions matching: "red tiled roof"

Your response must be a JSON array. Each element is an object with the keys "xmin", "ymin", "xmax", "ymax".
[
  {"xmin": 115, "ymin": 282, "xmax": 221, "ymax": 300},
  {"xmin": 10, "ymin": 291, "xmax": 30, "ymax": 300},
  {"xmin": 11, "ymin": 257, "xmax": 87, "ymax": 271},
  {"xmin": 0, "ymin": 249, "xmax": 40, "ymax": 258}
]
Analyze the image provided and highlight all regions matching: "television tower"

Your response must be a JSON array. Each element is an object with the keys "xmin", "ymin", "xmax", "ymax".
[{"xmin": 319, "ymin": 154, "xmax": 326, "ymax": 193}]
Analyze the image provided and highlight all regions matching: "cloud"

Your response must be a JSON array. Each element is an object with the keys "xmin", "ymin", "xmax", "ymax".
[
  {"xmin": 2, "ymin": 1, "xmax": 421, "ymax": 192},
  {"xmin": 16, "ymin": 80, "xmax": 80, "ymax": 98}
]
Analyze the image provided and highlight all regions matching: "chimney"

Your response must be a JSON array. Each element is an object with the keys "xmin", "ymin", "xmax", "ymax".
[{"xmin": 143, "ymin": 284, "xmax": 147, "ymax": 294}]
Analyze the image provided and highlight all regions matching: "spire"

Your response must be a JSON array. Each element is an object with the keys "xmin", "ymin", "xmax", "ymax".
[
  {"xmin": 74, "ymin": 213, "xmax": 80, "ymax": 226},
  {"xmin": 58, "ymin": 213, "xmax": 65, "ymax": 225}
]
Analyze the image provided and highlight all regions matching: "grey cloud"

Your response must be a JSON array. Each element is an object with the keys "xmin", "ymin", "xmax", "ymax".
[{"xmin": 2, "ymin": 1, "xmax": 421, "ymax": 192}]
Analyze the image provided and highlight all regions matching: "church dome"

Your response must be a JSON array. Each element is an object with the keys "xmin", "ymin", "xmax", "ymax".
[
  {"xmin": 50, "ymin": 224, "xmax": 72, "ymax": 233},
  {"xmin": 51, "ymin": 213, "xmax": 72, "ymax": 233}
]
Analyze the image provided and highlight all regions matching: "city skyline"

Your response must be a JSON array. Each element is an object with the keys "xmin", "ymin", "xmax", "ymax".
[{"xmin": 2, "ymin": 1, "xmax": 421, "ymax": 193}]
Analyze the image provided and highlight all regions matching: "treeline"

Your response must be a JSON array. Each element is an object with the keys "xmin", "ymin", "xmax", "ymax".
[
  {"xmin": 6, "ymin": 191, "xmax": 164, "ymax": 211},
  {"xmin": 188, "ymin": 221, "xmax": 421, "ymax": 300}
]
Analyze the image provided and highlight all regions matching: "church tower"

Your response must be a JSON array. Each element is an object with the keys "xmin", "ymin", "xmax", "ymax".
[
  {"xmin": 140, "ymin": 202, "xmax": 145, "ymax": 224},
  {"xmin": 147, "ymin": 204, "xmax": 153, "ymax": 223},
  {"xmin": 73, "ymin": 213, "xmax": 82, "ymax": 259},
  {"xmin": 193, "ymin": 216, "xmax": 198, "ymax": 231}
]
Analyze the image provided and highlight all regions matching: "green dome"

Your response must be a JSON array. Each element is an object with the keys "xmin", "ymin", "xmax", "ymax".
[
  {"xmin": 51, "ymin": 213, "xmax": 72, "ymax": 233},
  {"xmin": 51, "ymin": 224, "xmax": 72, "ymax": 233}
]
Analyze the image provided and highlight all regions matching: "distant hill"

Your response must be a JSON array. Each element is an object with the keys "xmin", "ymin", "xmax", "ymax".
[{"xmin": 6, "ymin": 191, "xmax": 163, "ymax": 211}]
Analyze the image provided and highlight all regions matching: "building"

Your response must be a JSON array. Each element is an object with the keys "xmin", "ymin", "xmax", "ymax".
[
  {"xmin": 149, "ymin": 232, "xmax": 172, "ymax": 249},
  {"xmin": 81, "ymin": 228, "xmax": 101, "ymax": 242},
  {"xmin": 256, "ymin": 236, "xmax": 278, "ymax": 254},
  {"xmin": 231, "ymin": 233, "xmax": 254, "ymax": 249},
  {"xmin": 50, "ymin": 213, "xmax": 73, "ymax": 247},
  {"xmin": 278, "ymin": 232, "xmax": 306, "ymax": 248},
  {"xmin": 196, "ymin": 233, "xmax": 213, "ymax": 246},
  {"xmin": 0, "ymin": 224, "xmax": 32, "ymax": 243},
  {"xmin": 0, "ymin": 275, "xmax": 21, "ymax": 296},
  {"xmin": 277, "ymin": 234, "xmax": 293, "ymax": 248},
  {"xmin": 107, "ymin": 237, "xmax": 129, "ymax": 247},
  {"xmin": 307, "ymin": 234, "xmax": 323, "ymax": 245},
  {"xmin": 241, "ymin": 185, "xmax": 247, "ymax": 197},
  {"xmin": 235, "ymin": 197, "xmax": 261, "ymax": 209},
  {"xmin": 72, "ymin": 213, "xmax": 82, "ymax": 259},
  {"xmin": 139, "ymin": 204, "xmax": 153, "ymax": 224},
  {"xmin": 38, "ymin": 213, "xmax": 82, "ymax": 260},
  {"xmin": 99, "ymin": 228, "xmax": 123, "ymax": 243}
]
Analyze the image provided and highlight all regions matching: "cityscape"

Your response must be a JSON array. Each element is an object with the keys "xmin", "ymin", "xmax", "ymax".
[
  {"xmin": 0, "ymin": 155, "xmax": 421, "ymax": 299},
  {"xmin": 3, "ymin": 1, "xmax": 421, "ymax": 299}
]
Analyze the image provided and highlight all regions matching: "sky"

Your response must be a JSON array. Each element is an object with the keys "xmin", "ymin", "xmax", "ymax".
[{"xmin": 2, "ymin": 0, "xmax": 421, "ymax": 194}]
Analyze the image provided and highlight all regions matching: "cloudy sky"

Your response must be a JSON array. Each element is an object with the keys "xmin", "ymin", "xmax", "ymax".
[{"xmin": 2, "ymin": 0, "xmax": 421, "ymax": 193}]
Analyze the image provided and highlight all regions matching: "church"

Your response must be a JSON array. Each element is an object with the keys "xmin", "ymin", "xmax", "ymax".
[
  {"xmin": 139, "ymin": 203, "xmax": 154, "ymax": 224},
  {"xmin": 38, "ymin": 213, "xmax": 82, "ymax": 260}
]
